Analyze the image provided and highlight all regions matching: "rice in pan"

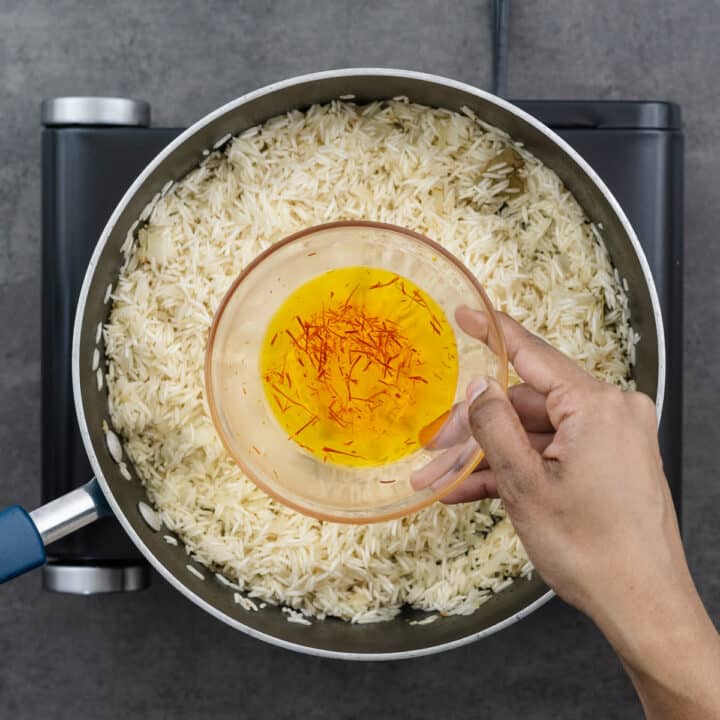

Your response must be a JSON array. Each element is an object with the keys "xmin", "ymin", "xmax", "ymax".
[{"xmin": 104, "ymin": 99, "xmax": 634, "ymax": 623}]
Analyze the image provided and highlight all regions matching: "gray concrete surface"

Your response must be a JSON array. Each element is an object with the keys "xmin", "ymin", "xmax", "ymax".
[{"xmin": 0, "ymin": 1, "xmax": 717, "ymax": 717}]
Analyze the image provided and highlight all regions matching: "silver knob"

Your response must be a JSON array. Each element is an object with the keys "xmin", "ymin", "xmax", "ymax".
[
  {"xmin": 41, "ymin": 96, "xmax": 151, "ymax": 127},
  {"xmin": 43, "ymin": 563, "xmax": 150, "ymax": 594}
]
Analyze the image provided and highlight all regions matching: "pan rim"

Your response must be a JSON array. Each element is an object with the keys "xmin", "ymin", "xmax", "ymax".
[{"xmin": 71, "ymin": 67, "xmax": 663, "ymax": 660}]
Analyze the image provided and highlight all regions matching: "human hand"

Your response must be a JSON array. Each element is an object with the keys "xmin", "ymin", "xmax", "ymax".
[{"xmin": 419, "ymin": 307, "xmax": 720, "ymax": 718}]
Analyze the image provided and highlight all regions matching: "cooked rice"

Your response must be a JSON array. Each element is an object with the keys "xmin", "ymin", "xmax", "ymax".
[
  {"xmin": 138, "ymin": 500, "xmax": 162, "ymax": 532},
  {"xmin": 215, "ymin": 572, "xmax": 242, "ymax": 591},
  {"xmin": 409, "ymin": 614, "xmax": 439, "ymax": 626},
  {"xmin": 104, "ymin": 99, "xmax": 634, "ymax": 623},
  {"xmin": 282, "ymin": 607, "xmax": 312, "ymax": 625},
  {"xmin": 186, "ymin": 565, "xmax": 205, "ymax": 581},
  {"xmin": 233, "ymin": 592, "xmax": 259, "ymax": 612},
  {"xmin": 103, "ymin": 423, "xmax": 123, "ymax": 464}
]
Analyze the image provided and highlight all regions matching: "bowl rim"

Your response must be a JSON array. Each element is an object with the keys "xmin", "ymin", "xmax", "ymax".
[{"xmin": 204, "ymin": 220, "xmax": 509, "ymax": 523}]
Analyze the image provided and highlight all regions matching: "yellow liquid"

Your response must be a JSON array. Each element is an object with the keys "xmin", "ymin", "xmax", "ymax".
[{"xmin": 260, "ymin": 267, "xmax": 458, "ymax": 467}]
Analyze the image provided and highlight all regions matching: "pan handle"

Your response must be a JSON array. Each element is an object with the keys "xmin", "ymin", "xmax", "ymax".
[{"xmin": 0, "ymin": 479, "xmax": 110, "ymax": 583}]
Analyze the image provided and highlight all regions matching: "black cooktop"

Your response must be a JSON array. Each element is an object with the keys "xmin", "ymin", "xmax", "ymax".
[{"xmin": 41, "ymin": 99, "xmax": 683, "ymax": 587}]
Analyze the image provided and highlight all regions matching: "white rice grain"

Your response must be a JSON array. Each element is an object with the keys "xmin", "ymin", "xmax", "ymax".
[
  {"xmin": 104, "ymin": 426, "xmax": 123, "ymax": 463},
  {"xmin": 215, "ymin": 573, "xmax": 243, "ymax": 591},
  {"xmin": 233, "ymin": 592, "xmax": 259, "ymax": 611},
  {"xmin": 186, "ymin": 565, "xmax": 205, "ymax": 580},
  {"xmin": 283, "ymin": 607, "xmax": 312, "ymax": 625},
  {"xmin": 410, "ymin": 614, "xmax": 439, "ymax": 626},
  {"xmin": 138, "ymin": 501, "xmax": 162, "ymax": 532},
  {"xmin": 287, "ymin": 614, "xmax": 312, "ymax": 626},
  {"xmin": 213, "ymin": 133, "xmax": 232, "ymax": 149}
]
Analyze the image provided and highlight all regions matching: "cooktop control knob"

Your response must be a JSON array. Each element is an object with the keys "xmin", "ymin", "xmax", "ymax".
[
  {"xmin": 43, "ymin": 563, "xmax": 150, "ymax": 595},
  {"xmin": 41, "ymin": 96, "xmax": 151, "ymax": 127}
]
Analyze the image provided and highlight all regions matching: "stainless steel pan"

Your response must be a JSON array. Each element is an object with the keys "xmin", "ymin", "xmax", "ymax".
[{"xmin": 0, "ymin": 69, "xmax": 665, "ymax": 660}]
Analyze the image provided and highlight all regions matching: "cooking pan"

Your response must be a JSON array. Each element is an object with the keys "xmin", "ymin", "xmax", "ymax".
[{"xmin": 0, "ymin": 69, "xmax": 665, "ymax": 660}]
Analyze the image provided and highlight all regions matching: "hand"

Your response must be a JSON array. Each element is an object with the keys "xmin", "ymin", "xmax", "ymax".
[{"xmin": 424, "ymin": 307, "xmax": 720, "ymax": 719}]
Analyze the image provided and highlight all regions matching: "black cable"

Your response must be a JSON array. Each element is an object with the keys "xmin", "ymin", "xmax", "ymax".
[{"xmin": 491, "ymin": 0, "xmax": 510, "ymax": 97}]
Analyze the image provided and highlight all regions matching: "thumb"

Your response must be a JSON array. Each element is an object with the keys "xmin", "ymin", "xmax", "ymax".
[{"xmin": 468, "ymin": 378, "xmax": 541, "ymax": 493}]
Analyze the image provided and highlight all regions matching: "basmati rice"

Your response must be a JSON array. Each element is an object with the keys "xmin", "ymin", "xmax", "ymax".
[
  {"xmin": 103, "ymin": 423, "xmax": 123, "ymax": 464},
  {"xmin": 282, "ymin": 606, "xmax": 312, "ymax": 625},
  {"xmin": 410, "ymin": 614, "xmax": 439, "ymax": 626},
  {"xmin": 105, "ymin": 100, "xmax": 635, "ymax": 623},
  {"xmin": 215, "ymin": 572, "xmax": 243, "ymax": 591},
  {"xmin": 138, "ymin": 501, "xmax": 162, "ymax": 532},
  {"xmin": 186, "ymin": 564, "xmax": 205, "ymax": 581},
  {"xmin": 286, "ymin": 614, "xmax": 312, "ymax": 626},
  {"xmin": 119, "ymin": 461, "xmax": 132, "ymax": 481},
  {"xmin": 233, "ymin": 592, "xmax": 259, "ymax": 612}
]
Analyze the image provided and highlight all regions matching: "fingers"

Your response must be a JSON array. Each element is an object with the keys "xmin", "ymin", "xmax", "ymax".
[
  {"xmin": 414, "ymin": 427, "xmax": 553, "ymax": 492},
  {"xmin": 467, "ymin": 377, "xmax": 541, "ymax": 490},
  {"xmin": 410, "ymin": 443, "xmax": 468, "ymax": 491},
  {"xmin": 422, "ymin": 384, "xmax": 552, "ymax": 450},
  {"xmin": 441, "ymin": 470, "xmax": 499, "ymax": 504},
  {"xmin": 411, "ymin": 436, "xmax": 483, "ymax": 492},
  {"xmin": 440, "ymin": 388, "xmax": 553, "ymax": 504},
  {"xmin": 421, "ymin": 399, "xmax": 471, "ymax": 450},
  {"xmin": 508, "ymin": 384, "xmax": 554, "ymax": 434},
  {"xmin": 474, "ymin": 431, "xmax": 554, "ymax": 470},
  {"xmin": 455, "ymin": 306, "xmax": 591, "ymax": 395}
]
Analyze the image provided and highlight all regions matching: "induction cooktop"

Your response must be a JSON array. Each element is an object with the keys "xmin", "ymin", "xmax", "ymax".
[{"xmin": 40, "ymin": 96, "xmax": 683, "ymax": 594}]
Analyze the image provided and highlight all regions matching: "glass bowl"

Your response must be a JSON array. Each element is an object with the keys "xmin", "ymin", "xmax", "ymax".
[{"xmin": 205, "ymin": 221, "xmax": 508, "ymax": 523}]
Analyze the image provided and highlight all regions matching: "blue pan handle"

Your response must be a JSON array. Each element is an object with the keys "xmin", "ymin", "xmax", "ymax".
[
  {"xmin": 0, "ymin": 506, "xmax": 46, "ymax": 581},
  {"xmin": 0, "ymin": 479, "xmax": 110, "ymax": 583}
]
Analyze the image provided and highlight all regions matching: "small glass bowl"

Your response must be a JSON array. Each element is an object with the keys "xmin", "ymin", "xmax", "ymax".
[{"xmin": 205, "ymin": 221, "xmax": 508, "ymax": 524}]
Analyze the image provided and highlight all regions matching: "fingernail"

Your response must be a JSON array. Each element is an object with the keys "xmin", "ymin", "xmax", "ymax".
[{"xmin": 468, "ymin": 377, "xmax": 489, "ymax": 404}]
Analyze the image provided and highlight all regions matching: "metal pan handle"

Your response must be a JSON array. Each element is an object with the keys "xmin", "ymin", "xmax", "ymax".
[{"xmin": 0, "ymin": 479, "xmax": 109, "ymax": 582}]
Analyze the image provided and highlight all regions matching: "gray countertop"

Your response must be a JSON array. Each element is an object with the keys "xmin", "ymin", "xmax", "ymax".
[{"xmin": 1, "ymin": 1, "xmax": 718, "ymax": 717}]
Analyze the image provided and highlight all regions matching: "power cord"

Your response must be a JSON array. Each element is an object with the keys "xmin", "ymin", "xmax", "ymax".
[{"xmin": 492, "ymin": 0, "xmax": 510, "ymax": 97}]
